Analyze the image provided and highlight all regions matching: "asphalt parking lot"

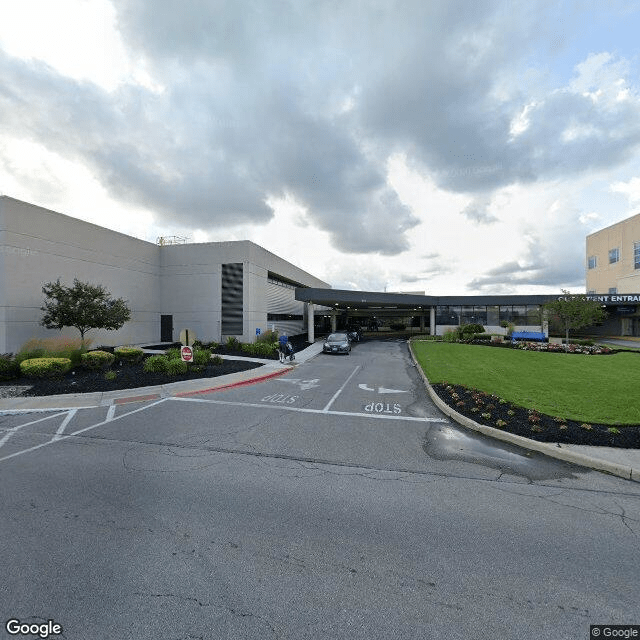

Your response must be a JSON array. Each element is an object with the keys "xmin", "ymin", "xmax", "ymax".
[{"xmin": 1, "ymin": 339, "xmax": 639, "ymax": 639}]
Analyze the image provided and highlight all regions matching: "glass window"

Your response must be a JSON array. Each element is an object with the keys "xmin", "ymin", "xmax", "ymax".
[
  {"xmin": 609, "ymin": 248, "xmax": 620, "ymax": 264},
  {"xmin": 436, "ymin": 306, "xmax": 460, "ymax": 325},
  {"xmin": 634, "ymin": 242, "xmax": 640, "ymax": 270},
  {"xmin": 609, "ymin": 288, "xmax": 617, "ymax": 295},
  {"xmin": 526, "ymin": 305, "xmax": 541, "ymax": 324},
  {"xmin": 588, "ymin": 256, "xmax": 597, "ymax": 269},
  {"xmin": 461, "ymin": 305, "xmax": 475, "ymax": 324},
  {"xmin": 474, "ymin": 306, "xmax": 487, "ymax": 324},
  {"xmin": 499, "ymin": 306, "xmax": 512, "ymax": 323},
  {"xmin": 511, "ymin": 305, "xmax": 526, "ymax": 322},
  {"xmin": 487, "ymin": 305, "xmax": 499, "ymax": 325}
]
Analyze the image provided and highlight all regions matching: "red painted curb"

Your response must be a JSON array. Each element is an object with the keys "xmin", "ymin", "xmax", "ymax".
[{"xmin": 175, "ymin": 367, "xmax": 291, "ymax": 398}]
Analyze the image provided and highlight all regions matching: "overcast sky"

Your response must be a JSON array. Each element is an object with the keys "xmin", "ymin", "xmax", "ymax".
[{"xmin": 1, "ymin": 0, "xmax": 640, "ymax": 294}]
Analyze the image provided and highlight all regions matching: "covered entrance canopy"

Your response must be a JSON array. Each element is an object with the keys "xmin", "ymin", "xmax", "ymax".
[{"xmin": 295, "ymin": 288, "xmax": 557, "ymax": 342}]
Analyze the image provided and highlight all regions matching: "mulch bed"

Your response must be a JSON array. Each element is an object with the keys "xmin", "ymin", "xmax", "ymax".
[
  {"xmin": 0, "ymin": 357, "xmax": 263, "ymax": 397},
  {"xmin": 432, "ymin": 383, "xmax": 640, "ymax": 449}
]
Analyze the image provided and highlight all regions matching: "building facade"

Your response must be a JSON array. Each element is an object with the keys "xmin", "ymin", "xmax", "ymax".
[
  {"xmin": 586, "ymin": 213, "xmax": 640, "ymax": 294},
  {"xmin": 0, "ymin": 196, "xmax": 329, "ymax": 354},
  {"xmin": 586, "ymin": 213, "xmax": 640, "ymax": 336}
]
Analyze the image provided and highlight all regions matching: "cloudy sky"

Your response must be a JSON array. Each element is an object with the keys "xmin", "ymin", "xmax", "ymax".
[{"xmin": 1, "ymin": 0, "xmax": 640, "ymax": 294}]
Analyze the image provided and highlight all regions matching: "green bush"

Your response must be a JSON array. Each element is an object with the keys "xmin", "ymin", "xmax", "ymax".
[
  {"xmin": 143, "ymin": 355, "xmax": 169, "ymax": 374},
  {"xmin": 20, "ymin": 358, "xmax": 72, "ymax": 378},
  {"xmin": 226, "ymin": 336, "xmax": 241, "ymax": 351},
  {"xmin": 211, "ymin": 355, "xmax": 224, "ymax": 365},
  {"xmin": 0, "ymin": 354, "xmax": 19, "ymax": 380},
  {"xmin": 81, "ymin": 350, "xmax": 115, "ymax": 370},
  {"xmin": 472, "ymin": 333, "xmax": 492, "ymax": 341},
  {"xmin": 461, "ymin": 323, "xmax": 484, "ymax": 336},
  {"xmin": 15, "ymin": 347, "xmax": 46, "ymax": 365},
  {"xmin": 193, "ymin": 349, "xmax": 211, "ymax": 365},
  {"xmin": 165, "ymin": 347, "xmax": 181, "ymax": 360},
  {"xmin": 104, "ymin": 370, "xmax": 117, "ymax": 381},
  {"xmin": 241, "ymin": 342, "xmax": 277, "ymax": 357},
  {"xmin": 114, "ymin": 346, "xmax": 144, "ymax": 364},
  {"xmin": 256, "ymin": 329, "xmax": 278, "ymax": 344},
  {"xmin": 442, "ymin": 330, "xmax": 459, "ymax": 343},
  {"xmin": 167, "ymin": 358, "xmax": 188, "ymax": 376}
]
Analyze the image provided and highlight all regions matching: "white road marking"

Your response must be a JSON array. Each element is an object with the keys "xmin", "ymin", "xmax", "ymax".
[
  {"xmin": 277, "ymin": 378, "xmax": 321, "ymax": 390},
  {"xmin": 52, "ymin": 409, "xmax": 78, "ymax": 440},
  {"xmin": 0, "ymin": 411, "xmax": 68, "ymax": 449},
  {"xmin": 170, "ymin": 396, "xmax": 447, "ymax": 423},
  {"xmin": 358, "ymin": 384, "xmax": 409, "ymax": 394},
  {"xmin": 106, "ymin": 404, "xmax": 117, "ymax": 422},
  {"xmin": 0, "ymin": 398, "xmax": 168, "ymax": 464},
  {"xmin": 323, "ymin": 366, "xmax": 361, "ymax": 412}
]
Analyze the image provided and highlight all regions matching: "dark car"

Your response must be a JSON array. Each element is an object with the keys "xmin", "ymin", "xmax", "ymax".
[{"xmin": 323, "ymin": 332, "xmax": 351, "ymax": 354}]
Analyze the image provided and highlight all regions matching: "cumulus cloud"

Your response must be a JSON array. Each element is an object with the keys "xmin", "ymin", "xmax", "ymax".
[{"xmin": 2, "ymin": 0, "xmax": 640, "ymax": 277}]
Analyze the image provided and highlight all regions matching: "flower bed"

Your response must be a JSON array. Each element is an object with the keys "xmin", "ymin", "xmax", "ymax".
[{"xmin": 433, "ymin": 383, "xmax": 640, "ymax": 448}]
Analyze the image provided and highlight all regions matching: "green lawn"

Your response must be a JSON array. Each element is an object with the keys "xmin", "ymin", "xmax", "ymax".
[{"xmin": 411, "ymin": 341, "xmax": 640, "ymax": 425}]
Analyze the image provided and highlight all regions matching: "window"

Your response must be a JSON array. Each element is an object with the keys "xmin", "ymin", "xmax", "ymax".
[
  {"xmin": 588, "ymin": 256, "xmax": 597, "ymax": 269},
  {"xmin": 609, "ymin": 248, "xmax": 620, "ymax": 264},
  {"xmin": 609, "ymin": 288, "xmax": 617, "ymax": 295},
  {"xmin": 635, "ymin": 242, "xmax": 640, "ymax": 270}
]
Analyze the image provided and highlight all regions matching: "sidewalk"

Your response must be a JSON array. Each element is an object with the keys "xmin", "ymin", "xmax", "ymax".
[{"xmin": 0, "ymin": 340, "xmax": 325, "ymax": 411}]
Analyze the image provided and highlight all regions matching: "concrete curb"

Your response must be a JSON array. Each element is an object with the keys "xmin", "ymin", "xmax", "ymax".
[
  {"xmin": 0, "ymin": 342, "xmax": 324, "ymax": 411},
  {"xmin": 408, "ymin": 340, "xmax": 639, "ymax": 483}
]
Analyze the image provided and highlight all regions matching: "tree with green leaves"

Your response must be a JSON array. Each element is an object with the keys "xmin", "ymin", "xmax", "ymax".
[
  {"xmin": 543, "ymin": 290, "xmax": 606, "ymax": 349},
  {"xmin": 41, "ymin": 279, "xmax": 131, "ymax": 344}
]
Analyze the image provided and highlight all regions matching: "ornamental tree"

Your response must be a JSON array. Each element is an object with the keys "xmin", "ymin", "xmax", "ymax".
[
  {"xmin": 543, "ymin": 290, "xmax": 606, "ymax": 349},
  {"xmin": 40, "ymin": 279, "xmax": 131, "ymax": 345}
]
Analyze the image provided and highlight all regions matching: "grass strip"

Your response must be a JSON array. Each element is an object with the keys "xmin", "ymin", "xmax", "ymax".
[{"xmin": 412, "ymin": 341, "xmax": 640, "ymax": 425}]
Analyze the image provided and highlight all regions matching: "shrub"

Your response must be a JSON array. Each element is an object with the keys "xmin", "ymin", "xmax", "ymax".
[
  {"xmin": 461, "ymin": 323, "xmax": 484, "ymax": 336},
  {"xmin": 143, "ymin": 355, "xmax": 169, "ymax": 374},
  {"xmin": 193, "ymin": 349, "xmax": 211, "ymax": 365},
  {"xmin": 114, "ymin": 346, "xmax": 144, "ymax": 364},
  {"xmin": 165, "ymin": 348, "xmax": 181, "ymax": 360},
  {"xmin": 167, "ymin": 358, "xmax": 188, "ymax": 375},
  {"xmin": 256, "ymin": 329, "xmax": 278, "ymax": 344},
  {"xmin": 211, "ymin": 355, "xmax": 224, "ymax": 365},
  {"xmin": 442, "ymin": 330, "xmax": 459, "ymax": 343},
  {"xmin": 20, "ymin": 358, "xmax": 72, "ymax": 378},
  {"xmin": 472, "ymin": 333, "xmax": 492, "ymax": 341},
  {"xmin": 226, "ymin": 336, "xmax": 241, "ymax": 351},
  {"xmin": 241, "ymin": 342, "xmax": 278, "ymax": 357},
  {"xmin": 81, "ymin": 350, "xmax": 115, "ymax": 370},
  {"xmin": 0, "ymin": 354, "xmax": 19, "ymax": 380},
  {"xmin": 104, "ymin": 370, "xmax": 117, "ymax": 381}
]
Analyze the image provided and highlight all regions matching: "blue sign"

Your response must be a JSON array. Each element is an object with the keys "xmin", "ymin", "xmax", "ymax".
[{"xmin": 256, "ymin": 328, "xmax": 261, "ymax": 335}]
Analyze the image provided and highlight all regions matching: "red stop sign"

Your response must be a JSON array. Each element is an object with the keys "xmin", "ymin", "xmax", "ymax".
[{"xmin": 181, "ymin": 346, "xmax": 193, "ymax": 362}]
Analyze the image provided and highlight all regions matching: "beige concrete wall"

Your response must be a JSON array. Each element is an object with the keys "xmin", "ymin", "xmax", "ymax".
[
  {"xmin": 160, "ymin": 240, "xmax": 330, "ymax": 344},
  {"xmin": 0, "ymin": 198, "xmax": 330, "ymax": 352},
  {"xmin": 0, "ymin": 196, "xmax": 160, "ymax": 353},
  {"xmin": 586, "ymin": 213, "xmax": 640, "ymax": 293}
]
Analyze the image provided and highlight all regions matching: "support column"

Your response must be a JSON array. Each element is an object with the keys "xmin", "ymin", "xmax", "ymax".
[
  {"xmin": 430, "ymin": 307, "xmax": 436, "ymax": 335},
  {"xmin": 307, "ymin": 302, "xmax": 315, "ymax": 343},
  {"xmin": 331, "ymin": 314, "xmax": 337, "ymax": 332},
  {"xmin": 419, "ymin": 315, "xmax": 425, "ymax": 332}
]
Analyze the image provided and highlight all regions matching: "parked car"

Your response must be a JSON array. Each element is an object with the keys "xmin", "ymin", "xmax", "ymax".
[{"xmin": 323, "ymin": 332, "xmax": 351, "ymax": 354}]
